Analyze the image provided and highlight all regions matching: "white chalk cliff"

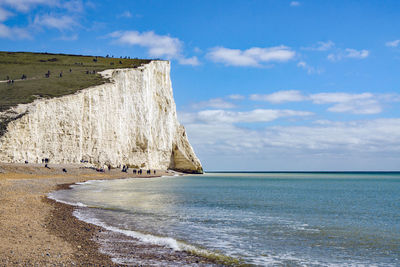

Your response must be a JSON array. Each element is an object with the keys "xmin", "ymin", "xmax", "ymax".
[{"xmin": 0, "ymin": 61, "xmax": 203, "ymax": 173}]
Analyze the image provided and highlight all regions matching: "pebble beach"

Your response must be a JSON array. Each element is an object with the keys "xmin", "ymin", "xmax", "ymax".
[{"xmin": 0, "ymin": 163, "xmax": 218, "ymax": 266}]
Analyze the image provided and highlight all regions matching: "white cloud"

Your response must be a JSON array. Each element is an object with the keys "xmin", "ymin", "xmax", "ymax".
[
  {"xmin": 297, "ymin": 61, "xmax": 306, "ymax": 67},
  {"xmin": 310, "ymin": 92, "xmax": 381, "ymax": 114},
  {"xmin": 207, "ymin": 47, "xmax": 256, "ymax": 66},
  {"xmin": 85, "ymin": 1, "xmax": 96, "ymax": 9},
  {"xmin": 386, "ymin": 39, "xmax": 400, "ymax": 48},
  {"xmin": 0, "ymin": 0, "xmax": 57, "ymax": 12},
  {"xmin": 63, "ymin": 0, "xmax": 84, "ymax": 13},
  {"xmin": 207, "ymin": 46, "xmax": 295, "ymax": 67},
  {"xmin": 379, "ymin": 93, "xmax": 400, "ymax": 102},
  {"xmin": 0, "ymin": 7, "xmax": 12, "ymax": 21},
  {"xmin": 304, "ymin": 40, "xmax": 334, "ymax": 51},
  {"xmin": 34, "ymin": 14, "xmax": 79, "ymax": 30},
  {"xmin": 0, "ymin": 23, "xmax": 30, "ymax": 39},
  {"xmin": 250, "ymin": 90, "xmax": 306, "ymax": 103},
  {"xmin": 228, "ymin": 94, "xmax": 245, "ymax": 100},
  {"xmin": 327, "ymin": 54, "xmax": 336, "ymax": 61},
  {"xmin": 191, "ymin": 98, "xmax": 235, "ymax": 109},
  {"xmin": 193, "ymin": 47, "xmax": 202, "ymax": 53},
  {"xmin": 290, "ymin": 1, "xmax": 301, "ymax": 7},
  {"xmin": 247, "ymin": 90, "xmax": 399, "ymax": 115},
  {"xmin": 315, "ymin": 40, "xmax": 334, "ymax": 51},
  {"xmin": 326, "ymin": 100, "xmax": 381, "ymax": 114},
  {"xmin": 180, "ymin": 109, "xmax": 312, "ymax": 125},
  {"xmin": 110, "ymin": 30, "xmax": 181, "ymax": 58},
  {"xmin": 297, "ymin": 61, "xmax": 322, "ymax": 74},
  {"xmin": 178, "ymin": 92, "xmax": 400, "ymax": 170},
  {"xmin": 310, "ymin": 92, "xmax": 373, "ymax": 104},
  {"xmin": 118, "ymin": 11, "xmax": 132, "ymax": 18},
  {"xmin": 266, "ymin": 119, "xmax": 400, "ymax": 151},
  {"xmin": 109, "ymin": 30, "xmax": 196, "ymax": 65},
  {"xmin": 0, "ymin": 1, "xmax": 84, "ymax": 40},
  {"xmin": 345, "ymin": 48, "xmax": 369, "ymax": 59},
  {"xmin": 183, "ymin": 117, "xmax": 400, "ymax": 170},
  {"xmin": 57, "ymin": 33, "xmax": 78, "ymax": 41},
  {"xmin": 178, "ymin": 56, "xmax": 200, "ymax": 66},
  {"xmin": 328, "ymin": 48, "xmax": 369, "ymax": 61}
]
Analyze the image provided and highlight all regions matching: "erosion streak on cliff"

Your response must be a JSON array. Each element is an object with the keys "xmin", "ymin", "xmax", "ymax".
[{"xmin": 0, "ymin": 61, "xmax": 203, "ymax": 173}]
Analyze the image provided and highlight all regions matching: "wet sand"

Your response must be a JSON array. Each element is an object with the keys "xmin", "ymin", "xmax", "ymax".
[{"xmin": 0, "ymin": 163, "xmax": 219, "ymax": 266}]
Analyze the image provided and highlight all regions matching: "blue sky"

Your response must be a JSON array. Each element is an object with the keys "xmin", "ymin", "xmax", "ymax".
[{"xmin": 1, "ymin": 0, "xmax": 400, "ymax": 171}]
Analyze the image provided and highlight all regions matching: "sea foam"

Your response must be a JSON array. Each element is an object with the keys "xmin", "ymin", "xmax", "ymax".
[{"xmin": 73, "ymin": 209, "xmax": 235, "ymax": 265}]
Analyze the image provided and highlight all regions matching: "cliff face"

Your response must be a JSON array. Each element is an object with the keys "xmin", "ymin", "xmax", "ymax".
[{"xmin": 0, "ymin": 61, "xmax": 203, "ymax": 173}]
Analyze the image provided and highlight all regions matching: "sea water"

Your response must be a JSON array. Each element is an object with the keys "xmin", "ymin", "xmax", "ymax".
[{"xmin": 49, "ymin": 172, "xmax": 400, "ymax": 266}]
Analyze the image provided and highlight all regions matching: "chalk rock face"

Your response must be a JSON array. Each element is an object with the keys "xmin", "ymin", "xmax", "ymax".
[{"xmin": 0, "ymin": 61, "xmax": 203, "ymax": 173}]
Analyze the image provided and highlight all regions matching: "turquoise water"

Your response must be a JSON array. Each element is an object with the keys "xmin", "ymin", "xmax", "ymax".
[{"xmin": 50, "ymin": 172, "xmax": 400, "ymax": 266}]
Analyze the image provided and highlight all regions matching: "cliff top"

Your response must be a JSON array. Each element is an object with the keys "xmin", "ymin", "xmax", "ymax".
[{"xmin": 0, "ymin": 51, "xmax": 152, "ymax": 112}]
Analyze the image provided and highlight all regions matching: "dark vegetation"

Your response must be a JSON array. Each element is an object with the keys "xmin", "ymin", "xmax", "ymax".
[
  {"xmin": 0, "ymin": 112, "xmax": 26, "ymax": 137},
  {"xmin": 0, "ymin": 51, "xmax": 151, "ymax": 112}
]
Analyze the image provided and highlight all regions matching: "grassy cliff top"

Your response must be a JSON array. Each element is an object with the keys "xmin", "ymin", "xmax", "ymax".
[{"xmin": 0, "ymin": 51, "xmax": 152, "ymax": 112}]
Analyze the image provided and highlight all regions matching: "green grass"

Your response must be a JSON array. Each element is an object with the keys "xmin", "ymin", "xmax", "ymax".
[{"xmin": 0, "ymin": 51, "xmax": 152, "ymax": 112}]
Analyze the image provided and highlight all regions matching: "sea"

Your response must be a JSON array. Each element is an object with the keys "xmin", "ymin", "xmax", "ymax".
[{"xmin": 48, "ymin": 172, "xmax": 400, "ymax": 266}]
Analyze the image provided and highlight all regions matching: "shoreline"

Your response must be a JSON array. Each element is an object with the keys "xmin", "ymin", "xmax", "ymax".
[
  {"xmin": 44, "ymin": 184, "xmax": 117, "ymax": 265},
  {"xmin": 0, "ymin": 163, "xmax": 223, "ymax": 266}
]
